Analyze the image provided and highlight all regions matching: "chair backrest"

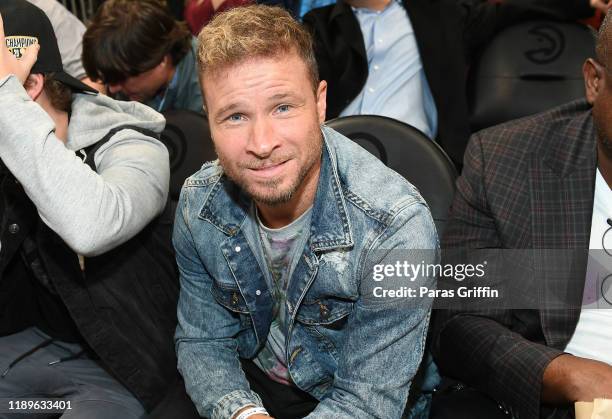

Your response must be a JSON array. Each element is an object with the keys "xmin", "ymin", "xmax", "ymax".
[
  {"xmin": 469, "ymin": 20, "xmax": 595, "ymax": 132},
  {"xmin": 161, "ymin": 110, "xmax": 216, "ymax": 200},
  {"xmin": 326, "ymin": 115, "xmax": 457, "ymax": 236}
]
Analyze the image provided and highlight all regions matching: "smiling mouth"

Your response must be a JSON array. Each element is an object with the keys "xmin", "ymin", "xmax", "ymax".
[{"xmin": 248, "ymin": 160, "xmax": 288, "ymax": 177}]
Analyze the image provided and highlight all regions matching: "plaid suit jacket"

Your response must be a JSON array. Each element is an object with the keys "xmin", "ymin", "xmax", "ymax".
[{"xmin": 433, "ymin": 100, "xmax": 597, "ymax": 419}]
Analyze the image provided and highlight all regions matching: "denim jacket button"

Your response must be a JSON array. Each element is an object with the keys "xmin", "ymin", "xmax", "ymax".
[
  {"xmin": 8, "ymin": 223, "xmax": 19, "ymax": 234},
  {"xmin": 256, "ymin": 290, "xmax": 261, "ymax": 296},
  {"xmin": 231, "ymin": 292, "xmax": 239, "ymax": 305},
  {"xmin": 234, "ymin": 246, "xmax": 241, "ymax": 252}
]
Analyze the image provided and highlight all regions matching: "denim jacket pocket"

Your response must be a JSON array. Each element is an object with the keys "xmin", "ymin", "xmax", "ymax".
[
  {"xmin": 211, "ymin": 282, "xmax": 249, "ymax": 314},
  {"xmin": 295, "ymin": 298, "xmax": 353, "ymax": 327}
]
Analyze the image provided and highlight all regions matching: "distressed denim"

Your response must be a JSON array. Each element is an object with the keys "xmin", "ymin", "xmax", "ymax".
[{"xmin": 173, "ymin": 126, "xmax": 439, "ymax": 419}]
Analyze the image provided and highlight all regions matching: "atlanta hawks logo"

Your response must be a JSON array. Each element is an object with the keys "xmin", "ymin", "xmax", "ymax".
[{"xmin": 5, "ymin": 36, "xmax": 38, "ymax": 59}]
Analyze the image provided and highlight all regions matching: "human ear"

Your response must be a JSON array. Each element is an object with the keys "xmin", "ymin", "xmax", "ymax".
[
  {"xmin": 584, "ymin": 58, "xmax": 604, "ymax": 105},
  {"xmin": 23, "ymin": 73, "xmax": 44, "ymax": 101}
]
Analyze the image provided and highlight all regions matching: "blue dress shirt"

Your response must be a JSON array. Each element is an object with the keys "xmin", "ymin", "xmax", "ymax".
[{"xmin": 340, "ymin": 0, "xmax": 438, "ymax": 139}]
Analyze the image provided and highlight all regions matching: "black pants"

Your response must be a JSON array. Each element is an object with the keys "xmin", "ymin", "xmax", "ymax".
[
  {"xmin": 150, "ymin": 360, "xmax": 319, "ymax": 419},
  {"xmin": 240, "ymin": 359, "xmax": 318, "ymax": 419},
  {"xmin": 430, "ymin": 380, "xmax": 511, "ymax": 419}
]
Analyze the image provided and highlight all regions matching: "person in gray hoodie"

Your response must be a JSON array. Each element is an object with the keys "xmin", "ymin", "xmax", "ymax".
[{"xmin": 0, "ymin": 1, "xmax": 182, "ymax": 418}]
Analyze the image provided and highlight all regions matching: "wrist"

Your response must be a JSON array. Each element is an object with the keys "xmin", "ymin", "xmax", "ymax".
[
  {"xmin": 542, "ymin": 354, "xmax": 612, "ymax": 403},
  {"xmin": 543, "ymin": 354, "xmax": 578, "ymax": 403},
  {"xmin": 232, "ymin": 405, "xmax": 270, "ymax": 419}
]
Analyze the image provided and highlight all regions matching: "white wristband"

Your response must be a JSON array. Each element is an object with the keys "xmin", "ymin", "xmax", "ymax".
[{"xmin": 235, "ymin": 406, "xmax": 269, "ymax": 419}]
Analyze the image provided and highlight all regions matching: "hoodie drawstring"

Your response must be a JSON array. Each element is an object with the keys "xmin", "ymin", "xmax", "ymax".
[
  {"xmin": 1, "ymin": 338, "xmax": 87, "ymax": 378},
  {"xmin": 48, "ymin": 349, "xmax": 86, "ymax": 366},
  {"xmin": 1, "ymin": 338, "xmax": 54, "ymax": 378}
]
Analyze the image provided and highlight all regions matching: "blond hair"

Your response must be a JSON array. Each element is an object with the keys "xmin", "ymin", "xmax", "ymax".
[{"xmin": 197, "ymin": 5, "xmax": 319, "ymax": 91}]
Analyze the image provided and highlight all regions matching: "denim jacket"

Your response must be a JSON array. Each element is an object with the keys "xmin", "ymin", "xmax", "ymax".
[{"xmin": 173, "ymin": 126, "xmax": 439, "ymax": 419}]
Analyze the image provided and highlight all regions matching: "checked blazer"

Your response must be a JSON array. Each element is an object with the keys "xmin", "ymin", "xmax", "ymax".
[{"xmin": 432, "ymin": 100, "xmax": 598, "ymax": 419}]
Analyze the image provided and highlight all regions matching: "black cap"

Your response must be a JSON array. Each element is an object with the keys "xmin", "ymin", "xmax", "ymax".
[{"xmin": 1, "ymin": 0, "xmax": 96, "ymax": 93}]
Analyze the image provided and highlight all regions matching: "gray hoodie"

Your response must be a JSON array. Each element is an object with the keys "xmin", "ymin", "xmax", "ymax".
[{"xmin": 0, "ymin": 75, "xmax": 169, "ymax": 257}]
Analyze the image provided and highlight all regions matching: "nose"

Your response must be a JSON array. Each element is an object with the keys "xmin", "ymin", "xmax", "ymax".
[{"xmin": 246, "ymin": 117, "xmax": 280, "ymax": 158}]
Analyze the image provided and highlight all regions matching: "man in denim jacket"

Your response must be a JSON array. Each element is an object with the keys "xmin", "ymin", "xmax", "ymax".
[{"xmin": 173, "ymin": 5, "xmax": 438, "ymax": 419}]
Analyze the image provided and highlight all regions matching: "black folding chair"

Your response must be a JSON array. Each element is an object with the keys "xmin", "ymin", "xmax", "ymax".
[
  {"xmin": 160, "ymin": 110, "xmax": 216, "ymax": 201},
  {"xmin": 469, "ymin": 20, "xmax": 595, "ymax": 132},
  {"xmin": 326, "ymin": 115, "xmax": 457, "ymax": 236}
]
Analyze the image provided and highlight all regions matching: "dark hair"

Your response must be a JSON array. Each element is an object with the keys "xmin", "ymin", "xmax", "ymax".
[
  {"xmin": 82, "ymin": 0, "xmax": 191, "ymax": 84},
  {"xmin": 24, "ymin": 73, "xmax": 72, "ymax": 113},
  {"xmin": 45, "ymin": 76, "xmax": 72, "ymax": 113},
  {"xmin": 597, "ymin": 10, "xmax": 612, "ymax": 66}
]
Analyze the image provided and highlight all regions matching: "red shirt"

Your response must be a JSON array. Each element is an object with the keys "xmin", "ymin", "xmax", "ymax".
[{"xmin": 185, "ymin": 0, "xmax": 254, "ymax": 35}]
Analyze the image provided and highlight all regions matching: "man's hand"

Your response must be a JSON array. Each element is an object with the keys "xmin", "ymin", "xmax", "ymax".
[
  {"xmin": 0, "ymin": 12, "xmax": 39, "ymax": 84},
  {"xmin": 542, "ymin": 354, "xmax": 612, "ymax": 404},
  {"xmin": 591, "ymin": 0, "xmax": 612, "ymax": 14}
]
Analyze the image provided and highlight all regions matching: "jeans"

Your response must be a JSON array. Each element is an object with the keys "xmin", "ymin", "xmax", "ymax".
[{"xmin": 0, "ymin": 328, "xmax": 145, "ymax": 419}]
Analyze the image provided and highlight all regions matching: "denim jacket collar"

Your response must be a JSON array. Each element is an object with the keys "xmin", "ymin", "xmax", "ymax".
[{"xmin": 197, "ymin": 127, "xmax": 354, "ymax": 251}]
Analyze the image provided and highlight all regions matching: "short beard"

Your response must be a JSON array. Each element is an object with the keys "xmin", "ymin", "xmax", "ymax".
[
  {"xmin": 218, "ymin": 129, "xmax": 323, "ymax": 206},
  {"xmin": 249, "ymin": 176, "xmax": 295, "ymax": 206}
]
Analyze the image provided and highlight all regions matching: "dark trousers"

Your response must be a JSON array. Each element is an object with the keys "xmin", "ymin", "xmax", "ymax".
[
  {"xmin": 0, "ymin": 328, "xmax": 145, "ymax": 419},
  {"xmin": 151, "ymin": 360, "xmax": 319, "ymax": 419},
  {"xmin": 430, "ymin": 380, "xmax": 511, "ymax": 419},
  {"xmin": 240, "ymin": 359, "xmax": 318, "ymax": 419}
]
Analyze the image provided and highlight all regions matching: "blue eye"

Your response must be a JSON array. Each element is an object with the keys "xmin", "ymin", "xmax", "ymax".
[
  {"xmin": 277, "ymin": 104, "xmax": 290, "ymax": 113},
  {"xmin": 228, "ymin": 114, "xmax": 243, "ymax": 122}
]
